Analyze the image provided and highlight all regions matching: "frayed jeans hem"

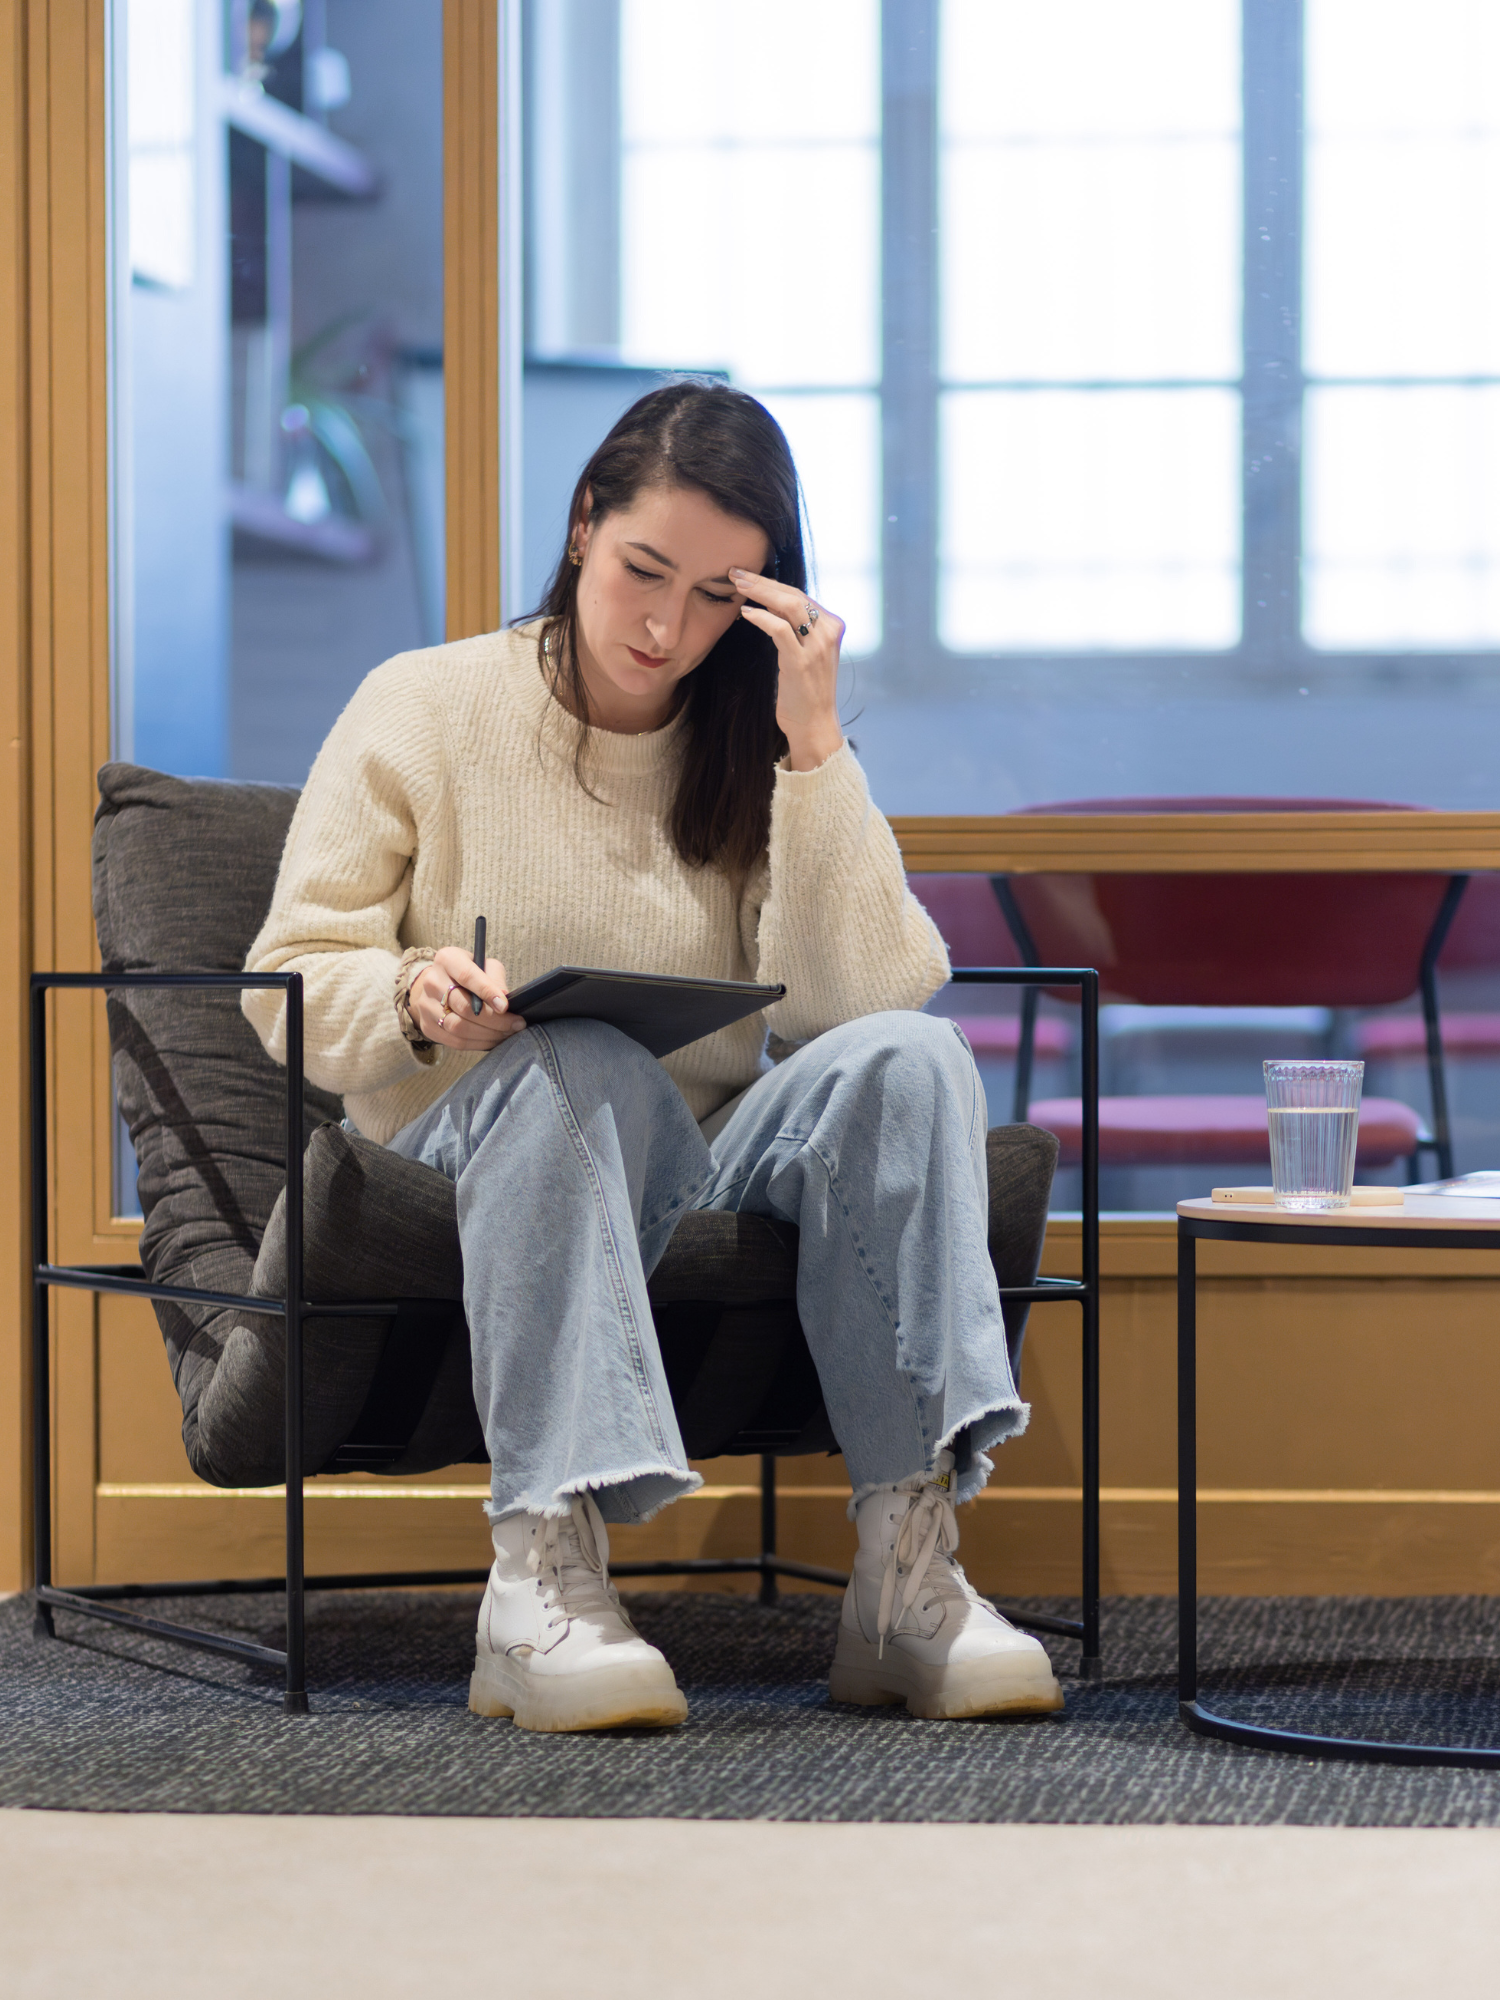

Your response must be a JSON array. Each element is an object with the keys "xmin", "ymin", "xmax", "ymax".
[
  {"xmin": 486, "ymin": 1464, "xmax": 703, "ymax": 1527},
  {"xmin": 845, "ymin": 1395, "xmax": 1031, "ymax": 1517}
]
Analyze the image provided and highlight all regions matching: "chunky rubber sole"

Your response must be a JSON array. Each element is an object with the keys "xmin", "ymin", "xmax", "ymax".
[
  {"xmin": 828, "ymin": 1625, "xmax": 1065, "ymax": 1720},
  {"xmin": 469, "ymin": 1648, "xmax": 688, "ymax": 1733}
]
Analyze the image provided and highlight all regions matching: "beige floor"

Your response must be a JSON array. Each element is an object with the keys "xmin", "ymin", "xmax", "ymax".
[{"xmin": 3, "ymin": 1811, "xmax": 1499, "ymax": 1998}]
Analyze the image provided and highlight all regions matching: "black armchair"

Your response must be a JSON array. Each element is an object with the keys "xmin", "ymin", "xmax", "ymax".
[{"xmin": 29, "ymin": 764, "xmax": 1100, "ymax": 1709}]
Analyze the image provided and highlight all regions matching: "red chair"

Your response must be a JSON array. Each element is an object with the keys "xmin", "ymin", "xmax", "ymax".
[
  {"xmin": 992, "ymin": 799, "xmax": 1469, "ymax": 1181},
  {"xmin": 909, "ymin": 874, "xmax": 1072, "ymax": 1119},
  {"xmin": 1352, "ymin": 873, "xmax": 1500, "ymax": 1067}
]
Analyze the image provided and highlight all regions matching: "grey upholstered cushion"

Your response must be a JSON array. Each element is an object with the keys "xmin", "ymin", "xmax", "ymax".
[
  {"xmin": 93, "ymin": 763, "xmax": 342, "ymax": 1479},
  {"xmin": 188, "ymin": 1119, "xmax": 1059, "ymax": 1475},
  {"xmin": 188, "ymin": 1125, "xmax": 484, "ymax": 1484},
  {"xmin": 984, "ymin": 1122, "xmax": 1062, "ymax": 1371}
]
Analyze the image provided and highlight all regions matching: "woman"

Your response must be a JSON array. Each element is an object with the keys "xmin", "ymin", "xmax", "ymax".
[{"xmin": 244, "ymin": 381, "xmax": 1061, "ymax": 1733}]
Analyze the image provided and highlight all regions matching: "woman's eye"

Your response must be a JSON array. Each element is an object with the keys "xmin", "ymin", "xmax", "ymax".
[
  {"xmin": 624, "ymin": 561, "xmax": 660, "ymax": 583},
  {"xmin": 701, "ymin": 589, "xmax": 734, "ymax": 605}
]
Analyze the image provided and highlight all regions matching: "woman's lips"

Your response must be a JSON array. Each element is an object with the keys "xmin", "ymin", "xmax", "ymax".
[{"xmin": 626, "ymin": 646, "xmax": 669, "ymax": 668}]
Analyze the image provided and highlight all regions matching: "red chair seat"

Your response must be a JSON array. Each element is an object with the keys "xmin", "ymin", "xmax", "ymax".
[
  {"xmin": 1354, "ymin": 1013, "xmax": 1500, "ymax": 1059},
  {"xmin": 1028, "ymin": 1094, "xmax": 1424, "ymax": 1168},
  {"xmin": 953, "ymin": 1015, "xmax": 1071, "ymax": 1058}
]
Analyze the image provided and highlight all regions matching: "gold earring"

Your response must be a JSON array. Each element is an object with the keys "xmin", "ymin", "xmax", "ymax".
[{"xmin": 568, "ymin": 541, "xmax": 583, "ymax": 567}]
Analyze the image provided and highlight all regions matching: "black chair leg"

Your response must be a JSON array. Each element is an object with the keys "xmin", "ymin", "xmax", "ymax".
[{"xmin": 758, "ymin": 1453, "xmax": 778, "ymax": 1606}]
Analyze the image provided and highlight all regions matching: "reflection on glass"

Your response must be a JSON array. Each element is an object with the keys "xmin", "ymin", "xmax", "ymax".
[
  {"xmin": 1304, "ymin": 0, "xmax": 1500, "ymax": 648},
  {"xmin": 1304, "ymin": 385, "xmax": 1500, "ymax": 649},
  {"xmin": 938, "ymin": 0, "xmax": 1241, "ymax": 653},
  {"xmin": 941, "ymin": 388, "xmax": 1241, "ymax": 652},
  {"xmin": 118, "ymin": 0, "xmax": 444, "ymax": 787}
]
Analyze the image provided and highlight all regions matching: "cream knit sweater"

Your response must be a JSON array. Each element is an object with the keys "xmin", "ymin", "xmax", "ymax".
[{"xmin": 243, "ymin": 625, "xmax": 950, "ymax": 1144}]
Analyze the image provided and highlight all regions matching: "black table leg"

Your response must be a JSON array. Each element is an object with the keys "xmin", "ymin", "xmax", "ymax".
[
  {"xmin": 1176, "ymin": 1212, "xmax": 1500, "ymax": 1769},
  {"xmin": 1177, "ymin": 1224, "xmax": 1196, "ymax": 1715}
]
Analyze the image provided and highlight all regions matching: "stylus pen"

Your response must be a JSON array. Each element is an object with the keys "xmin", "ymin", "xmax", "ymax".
[{"xmin": 471, "ymin": 915, "xmax": 486, "ymax": 1015}]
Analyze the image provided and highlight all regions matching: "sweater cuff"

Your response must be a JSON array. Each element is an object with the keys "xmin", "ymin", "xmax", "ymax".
[
  {"xmin": 774, "ymin": 738, "xmax": 854, "ymax": 786},
  {"xmin": 394, "ymin": 945, "xmax": 440, "ymax": 1066},
  {"xmin": 770, "ymin": 739, "xmax": 869, "ymax": 833}
]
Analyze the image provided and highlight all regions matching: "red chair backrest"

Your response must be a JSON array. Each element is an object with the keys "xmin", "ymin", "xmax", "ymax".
[
  {"xmin": 1006, "ymin": 798, "xmax": 1455, "ymax": 1008},
  {"xmin": 1439, "ymin": 871, "xmax": 1500, "ymax": 970},
  {"xmin": 906, "ymin": 874, "xmax": 1020, "ymax": 967}
]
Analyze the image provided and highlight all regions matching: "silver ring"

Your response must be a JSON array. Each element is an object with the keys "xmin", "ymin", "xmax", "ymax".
[{"xmin": 807, "ymin": 601, "xmax": 820, "ymax": 625}]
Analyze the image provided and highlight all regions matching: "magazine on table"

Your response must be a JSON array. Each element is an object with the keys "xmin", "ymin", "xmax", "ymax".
[{"xmin": 1402, "ymin": 1171, "xmax": 1500, "ymax": 1199}]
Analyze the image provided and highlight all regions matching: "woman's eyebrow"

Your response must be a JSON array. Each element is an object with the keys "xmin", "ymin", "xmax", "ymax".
[
  {"xmin": 624, "ymin": 540, "xmax": 677, "ymax": 570},
  {"xmin": 624, "ymin": 539, "xmax": 735, "ymax": 586}
]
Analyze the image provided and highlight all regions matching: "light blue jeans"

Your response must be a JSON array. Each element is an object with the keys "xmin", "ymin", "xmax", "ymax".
[{"xmin": 385, "ymin": 1011, "xmax": 1028, "ymax": 1524}]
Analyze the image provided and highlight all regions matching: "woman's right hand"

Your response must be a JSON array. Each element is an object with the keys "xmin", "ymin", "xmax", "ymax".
[{"xmin": 411, "ymin": 947, "xmax": 528, "ymax": 1052}]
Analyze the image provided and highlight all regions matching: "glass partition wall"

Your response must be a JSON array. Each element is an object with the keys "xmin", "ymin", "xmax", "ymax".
[
  {"xmin": 523, "ymin": 0, "xmax": 1500, "ymax": 1207},
  {"xmin": 112, "ymin": 0, "xmax": 444, "ymax": 1210},
  {"xmin": 114, "ymin": 1, "xmax": 1500, "ymax": 1214},
  {"xmin": 117, "ymin": 0, "xmax": 444, "ymax": 790}
]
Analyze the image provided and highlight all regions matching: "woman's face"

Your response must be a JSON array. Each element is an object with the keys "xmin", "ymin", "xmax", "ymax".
[{"xmin": 570, "ymin": 484, "xmax": 771, "ymax": 733}]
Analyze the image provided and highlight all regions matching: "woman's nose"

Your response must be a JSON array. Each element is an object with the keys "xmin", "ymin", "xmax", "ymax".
[{"xmin": 645, "ymin": 602, "xmax": 684, "ymax": 650}]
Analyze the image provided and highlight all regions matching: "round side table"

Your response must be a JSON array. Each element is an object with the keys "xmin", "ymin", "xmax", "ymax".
[{"xmin": 1177, "ymin": 1192, "xmax": 1500, "ymax": 1769}]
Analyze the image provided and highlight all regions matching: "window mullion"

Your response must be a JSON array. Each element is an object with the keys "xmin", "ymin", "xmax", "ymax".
[
  {"xmin": 1242, "ymin": 0, "xmax": 1305, "ymax": 665},
  {"xmin": 881, "ymin": 0, "xmax": 939, "ymax": 678}
]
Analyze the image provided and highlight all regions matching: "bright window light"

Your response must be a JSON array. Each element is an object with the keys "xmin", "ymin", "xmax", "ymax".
[
  {"xmin": 940, "ymin": 388, "xmax": 1241, "ymax": 651},
  {"xmin": 620, "ymin": 0, "xmax": 879, "ymax": 388},
  {"xmin": 620, "ymin": 0, "xmax": 881, "ymax": 653},
  {"xmin": 759, "ymin": 391, "xmax": 882, "ymax": 657},
  {"xmin": 1306, "ymin": 0, "xmax": 1500, "ymax": 379},
  {"xmin": 1304, "ymin": 385, "xmax": 1500, "ymax": 649},
  {"xmin": 938, "ymin": 0, "xmax": 1241, "ymax": 652},
  {"xmin": 941, "ymin": 0, "xmax": 1241, "ymax": 385},
  {"xmin": 127, "ymin": 0, "xmax": 196, "ymax": 291},
  {"xmin": 1305, "ymin": 0, "xmax": 1500, "ymax": 648}
]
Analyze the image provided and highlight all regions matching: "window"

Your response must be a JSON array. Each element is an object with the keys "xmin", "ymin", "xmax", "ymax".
[
  {"xmin": 938, "ymin": 0, "xmax": 1242, "ymax": 653},
  {"xmin": 525, "ymin": 0, "xmax": 1500, "ymax": 811},
  {"xmin": 116, "ymin": 0, "xmax": 445, "ymax": 787},
  {"xmin": 1304, "ymin": 0, "xmax": 1500, "ymax": 649}
]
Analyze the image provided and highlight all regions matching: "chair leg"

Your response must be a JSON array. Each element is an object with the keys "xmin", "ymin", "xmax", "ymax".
[{"xmin": 758, "ymin": 1453, "xmax": 778, "ymax": 1606}]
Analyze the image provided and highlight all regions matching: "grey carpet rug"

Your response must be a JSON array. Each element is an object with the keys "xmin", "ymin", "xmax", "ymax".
[{"xmin": 7, "ymin": 1588, "xmax": 1500, "ymax": 1824}]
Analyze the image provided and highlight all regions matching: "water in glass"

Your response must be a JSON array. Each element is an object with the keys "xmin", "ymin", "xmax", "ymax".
[{"xmin": 1264, "ymin": 1059, "xmax": 1363, "ymax": 1210}]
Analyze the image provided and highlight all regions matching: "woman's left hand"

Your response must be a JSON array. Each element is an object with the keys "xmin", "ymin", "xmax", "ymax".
[{"xmin": 730, "ymin": 569, "xmax": 846, "ymax": 773}]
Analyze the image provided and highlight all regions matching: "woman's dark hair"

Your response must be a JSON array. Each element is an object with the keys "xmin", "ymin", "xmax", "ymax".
[{"xmin": 527, "ymin": 379, "xmax": 806, "ymax": 883}]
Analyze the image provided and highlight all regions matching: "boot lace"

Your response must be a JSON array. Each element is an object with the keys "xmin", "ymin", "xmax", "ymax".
[
  {"xmin": 875, "ymin": 1477, "xmax": 960, "ymax": 1657},
  {"xmin": 528, "ymin": 1492, "xmax": 626, "ymax": 1637}
]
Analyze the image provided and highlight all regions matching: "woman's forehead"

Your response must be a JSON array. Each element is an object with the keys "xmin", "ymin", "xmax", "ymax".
[{"xmin": 611, "ymin": 486, "xmax": 769, "ymax": 566}]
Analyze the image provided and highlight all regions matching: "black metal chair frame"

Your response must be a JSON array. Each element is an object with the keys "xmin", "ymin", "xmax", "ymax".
[
  {"xmin": 30, "ymin": 963, "xmax": 1101, "ymax": 1713},
  {"xmin": 1179, "ymin": 1204, "xmax": 1500, "ymax": 1769},
  {"xmin": 995, "ymin": 871, "xmax": 1471, "ymax": 1183}
]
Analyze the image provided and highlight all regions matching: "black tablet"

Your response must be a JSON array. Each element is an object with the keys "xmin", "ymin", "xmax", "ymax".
[{"xmin": 504, "ymin": 966, "xmax": 785, "ymax": 1060}]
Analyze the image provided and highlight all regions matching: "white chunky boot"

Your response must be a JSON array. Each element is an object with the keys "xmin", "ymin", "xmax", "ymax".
[
  {"xmin": 829, "ymin": 1452, "xmax": 1065, "ymax": 1720},
  {"xmin": 469, "ymin": 1493, "xmax": 688, "ymax": 1733}
]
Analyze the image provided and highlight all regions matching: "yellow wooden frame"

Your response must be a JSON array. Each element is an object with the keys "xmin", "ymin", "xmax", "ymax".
[
  {"xmin": 0, "ymin": 0, "xmax": 506, "ymax": 1591},
  {"xmin": 891, "ymin": 812, "xmax": 1500, "ymax": 876}
]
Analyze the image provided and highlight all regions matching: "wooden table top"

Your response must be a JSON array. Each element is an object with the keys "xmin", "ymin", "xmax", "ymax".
[
  {"xmin": 1178, "ymin": 1195, "xmax": 1500, "ymax": 1232},
  {"xmin": 891, "ymin": 810, "xmax": 1500, "ymax": 875}
]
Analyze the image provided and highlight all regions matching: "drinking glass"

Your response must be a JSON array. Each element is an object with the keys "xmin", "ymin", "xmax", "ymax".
[{"xmin": 1264, "ymin": 1060, "xmax": 1363, "ymax": 1210}]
